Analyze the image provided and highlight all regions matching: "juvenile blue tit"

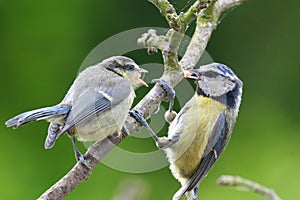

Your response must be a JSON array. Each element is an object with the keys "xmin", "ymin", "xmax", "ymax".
[
  {"xmin": 5, "ymin": 56, "xmax": 148, "ymax": 164},
  {"xmin": 131, "ymin": 63, "xmax": 242, "ymax": 200}
]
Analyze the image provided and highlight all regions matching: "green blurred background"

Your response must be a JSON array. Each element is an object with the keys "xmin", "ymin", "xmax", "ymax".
[{"xmin": 1, "ymin": 0, "xmax": 299, "ymax": 199}]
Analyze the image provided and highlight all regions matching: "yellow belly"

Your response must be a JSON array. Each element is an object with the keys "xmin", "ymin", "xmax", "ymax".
[{"xmin": 166, "ymin": 94, "xmax": 226, "ymax": 183}]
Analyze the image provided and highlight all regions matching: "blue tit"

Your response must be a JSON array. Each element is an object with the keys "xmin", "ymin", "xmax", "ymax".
[
  {"xmin": 5, "ymin": 56, "xmax": 148, "ymax": 165},
  {"xmin": 131, "ymin": 63, "xmax": 242, "ymax": 200}
]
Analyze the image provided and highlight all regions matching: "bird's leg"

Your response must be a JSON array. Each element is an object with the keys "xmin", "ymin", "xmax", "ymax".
[
  {"xmin": 68, "ymin": 131, "xmax": 90, "ymax": 168},
  {"xmin": 152, "ymin": 79, "xmax": 177, "ymax": 123},
  {"xmin": 129, "ymin": 110, "xmax": 159, "ymax": 142},
  {"xmin": 129, "ymin": 110, "xmax": 177, "ymax": 149},
  {"xmin": 121, "ymin": 124, "xmax": 130, "ymax": 136}
]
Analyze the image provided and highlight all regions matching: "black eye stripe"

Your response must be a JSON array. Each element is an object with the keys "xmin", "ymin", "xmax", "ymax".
[
  {"xmin": 106, "ymin": 67, "xmax": 123, "ymax": 77},
  {"xmin": 111, "ymin": 61, "xmax": 134, "ymax": 71},
  {"xmin": 124, "ymin": 64, "xmax": 134, "ymax": 70},
  {"xmin": 203, "ymin": 71, "xmax": 219, "ymax": 78}
]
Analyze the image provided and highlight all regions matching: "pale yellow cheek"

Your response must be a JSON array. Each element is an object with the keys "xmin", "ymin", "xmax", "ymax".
[{"xmin": 121, "ymin": 72, "xmax": 129, "ymax": 80}]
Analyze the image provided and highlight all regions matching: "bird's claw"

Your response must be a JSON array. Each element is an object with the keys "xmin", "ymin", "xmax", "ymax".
[
  {"xmin": 129, "ymin": 110, "xmax": 148, "ymax": 127},
  {"xmin": 152, "ymin": 79, "xmax": 177, "ymax": 122},
  {"xmin": 129, "ymin": 110, "xmax": 161, "ymax": 143},
  {"xmin": 156, "ymin": 137, "xmax": 171, "ymax": 149},
  {"xmin": 76, "ymin": 152, "xmax": 91, "ymax": 169},
  {"xmin": 151, "ymin": 79, "xmax": 175, "ymax": 103}
]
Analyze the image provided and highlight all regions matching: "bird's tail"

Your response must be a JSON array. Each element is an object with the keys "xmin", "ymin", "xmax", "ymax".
[
  {"xmin": 173, "ymin": 185, "xmax": 198, "ymax": 200},
  {"xmin": 5, "ymin": 105, "xmax": 69, "ymax": 129}
]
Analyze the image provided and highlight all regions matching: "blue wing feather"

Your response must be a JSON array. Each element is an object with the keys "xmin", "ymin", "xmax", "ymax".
[
  {"xmin": 173, "ymin": 112, "xmax": 228, "ymax": 200},
  {"xmin": 57, "ymin": 79, "xmax": 131, "ymax": 137},
  {"xmin": 186, "ymin": 112, "xmax": 227, "ymax": 191}
]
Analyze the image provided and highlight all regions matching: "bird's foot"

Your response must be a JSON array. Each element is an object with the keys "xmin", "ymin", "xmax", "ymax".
[
  {"xmin": 156, "ymin": 135, "xmax": 179, "ymax": 149},
  {"xmin": 152, "ymin": 79, "xmax": 177, "ymax": 123},
  {"xmin": 75, "ymin": 150, "xmax": 91, "ymax": 169},
  {"xmin": 129, "ymin": 110, "xmax": 160, "ymax": 143}
]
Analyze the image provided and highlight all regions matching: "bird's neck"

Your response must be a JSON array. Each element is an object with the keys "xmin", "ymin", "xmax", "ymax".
[{"xmin": 197, "ymin": 86, "xmax": 240, "ymax": 109}]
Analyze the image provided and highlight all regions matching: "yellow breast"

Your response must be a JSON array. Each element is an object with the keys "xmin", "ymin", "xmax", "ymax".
[{"xmin": 166, "ymin": 94, "xmax": 226, "ymax": 183}]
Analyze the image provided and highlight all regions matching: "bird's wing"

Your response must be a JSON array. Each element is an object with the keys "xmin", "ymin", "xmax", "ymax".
[
  {"xmin": 58, "ymin": 78, "xmax": 132, "ymax": 135},
  {"xmin": 173, "ymin": 112, "xmax": 229, "ymax": 200}
]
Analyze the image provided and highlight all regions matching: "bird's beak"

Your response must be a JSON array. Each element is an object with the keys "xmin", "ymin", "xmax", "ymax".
[
  {"xmin": 183, "ymin": 69, "xmax": 199, "ymax": 80},
  {"xmin": 137, "ymin": 77, "xmax": 148, "ymax": 87},
  {"xmin": 138, "ymin": 68, "xmax": 148, "ymax": 73},
  {"xmin": 137, "ymin": 67, "xmax": 148, "ymax": 87}
]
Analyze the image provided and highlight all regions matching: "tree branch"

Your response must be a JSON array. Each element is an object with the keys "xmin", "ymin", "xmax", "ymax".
[
  {"xmin": 38, "ymin": 134, "xmax": 126, "ymax": 200},
  {"xmin": 137, "ymin": 29, "xmax": 166, "ymax": 55},
  {"xmin": 38, "ymin": 0, "xmax": 246, "ymax": 199},
  {"xmin": 180, "ymin": 0, "xmax": 206, "ymax": 24},
  {"xmin": 180, "ymin": 0, "xmax": 246, "ymax": 69},
  {"xmin": 217, "ymin": 175, "xmax": 282, "ymax": 200},
  {"xmin": 148, "ymin": 0, "xmax": 181, "ymax": 30}
]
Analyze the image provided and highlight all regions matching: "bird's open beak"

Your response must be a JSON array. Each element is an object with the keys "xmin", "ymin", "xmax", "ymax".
[
  {"xmin": 138, "ymin": 68, "xmax": 148, "ymax": 73},
  {"xmin": 137, "ymin": 77, "xmax": 148, "ymax": 87},
  {"xmin": 183, "ymin": 69, "xmax": 199, "ymax": 80},
  {"xmin": 137, "ymin": 67, "xmax": 149, "ymax": 87}
]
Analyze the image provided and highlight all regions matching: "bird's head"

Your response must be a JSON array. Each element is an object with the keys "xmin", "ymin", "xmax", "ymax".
[
  {"xmin": 104, "ymin": 56, "xmax": 148, "ymax": 88},
  {"xmin": 184, "ymin": 63, "xmax": 243, "ymax": 108}
]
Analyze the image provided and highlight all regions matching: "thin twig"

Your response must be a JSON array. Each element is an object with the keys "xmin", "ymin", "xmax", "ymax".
[
  {"xmin": 180, "ymin": 0, "xmax": 206, "ymax": 24},
  {"xmin": 137, "ymin": 29, "xmax": 166, "ymax": 54},
  {"xmin": 148, "ymin": 0, "xmax": 180, "ymax": 30},
  {"xmin": 180, "ymin": 0, "xmax": 246, "ymax": 69},
  {"xmin": 217, "ymin": 175, "xmax": 282, "ymax": 200}
]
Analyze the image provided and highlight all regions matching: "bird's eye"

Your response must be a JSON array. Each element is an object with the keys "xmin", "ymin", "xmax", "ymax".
[
  {"xmin": 204, "ymin": 71, "xmax": 219, "ymax": 78},
  {"xmin": 124, "ymin": 64, "xmax": 134, "ymax": 70}
]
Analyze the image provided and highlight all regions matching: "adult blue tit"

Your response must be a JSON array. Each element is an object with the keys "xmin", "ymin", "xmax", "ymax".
[
  {"xmin": 131, "ymin": 63, "xmax": 242, "ymax": 200},
  {"xmin": 5, "ymin": 56, "xmax": 148, "ymax": 164}
]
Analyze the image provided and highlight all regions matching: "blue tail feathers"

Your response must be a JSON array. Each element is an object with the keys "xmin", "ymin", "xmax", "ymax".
[
  {"xmin": 45, "ymin": 122, "xmax": 62, "ymax": 149},
  {"xmin": 5, "ymin": 105, "xmax": 70, "ymax": 128}
]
